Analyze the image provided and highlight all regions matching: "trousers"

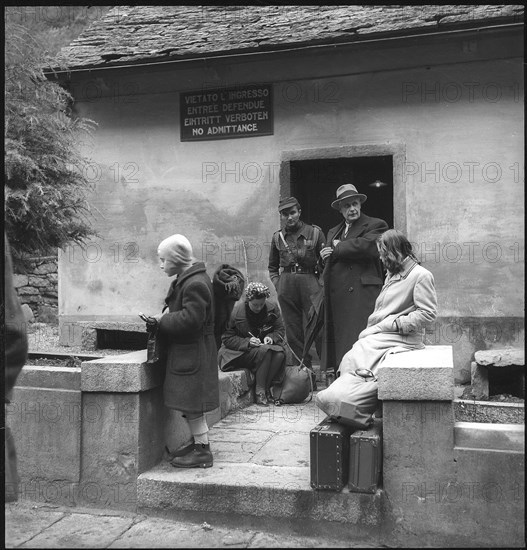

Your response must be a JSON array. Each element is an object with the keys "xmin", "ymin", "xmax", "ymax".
[{"xmin": 276, "ymin": 272, "xmax": 321, "ymax": 369}]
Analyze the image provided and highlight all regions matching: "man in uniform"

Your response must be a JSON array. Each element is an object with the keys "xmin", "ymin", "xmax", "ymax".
[
  {"xmin": 268, "ymin": 197, "xmax": 326, "ymax": 370},
  {"xmin": 320, "ymin": 184, "xmax": 389, "ymax": 378}
]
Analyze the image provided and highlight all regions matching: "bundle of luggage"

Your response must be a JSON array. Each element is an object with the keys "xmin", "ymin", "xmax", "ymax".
[{"xmin": 310, "ymin": 416, "xmax": 383, "ymax": 493}]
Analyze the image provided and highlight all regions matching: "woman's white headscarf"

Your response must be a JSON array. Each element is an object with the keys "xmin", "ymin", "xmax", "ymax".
[{"xmin": 158, "ymin": 234, "xmax": 194, "ymax": 266}]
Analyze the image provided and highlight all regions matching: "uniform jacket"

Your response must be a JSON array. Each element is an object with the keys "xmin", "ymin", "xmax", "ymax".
[
  {"xmin": 322, "ymin": 213, "xmax": 389, "ymax": 370},
  {"xmin": 217, "ymin": 300, "xmax": 285, "ymax": 370},
  {"xmin": 158, "ymin": 262, "xmax": 219, "ymax": 413},
  {"xmin": 268, "ymin": 221, "xmax": 326, "ymax": 285}
]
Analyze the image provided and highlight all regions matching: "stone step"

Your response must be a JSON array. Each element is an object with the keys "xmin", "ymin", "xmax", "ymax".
[{"xmin": 137, "ymin": 397, "xmax": 386, "ymax": 539}]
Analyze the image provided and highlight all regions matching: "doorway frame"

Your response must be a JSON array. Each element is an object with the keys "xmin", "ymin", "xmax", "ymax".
[{"xmin": 279, "ymin": 143, "xmax": 406, "ymax": 233}]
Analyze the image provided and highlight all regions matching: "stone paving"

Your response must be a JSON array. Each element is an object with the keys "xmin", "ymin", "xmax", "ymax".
[{"xmin": 5, "ymin": 500, "xmax": 383, "ymax": 548}]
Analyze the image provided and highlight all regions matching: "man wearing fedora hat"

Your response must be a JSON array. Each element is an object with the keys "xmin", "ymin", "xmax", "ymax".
[
  {"xmin": 320, "ymin": 184, "xmax": 389, "ymax": 376},
  {"xmin": 268, "ymin": 197, "xmax": 326, "ymax": 371}
]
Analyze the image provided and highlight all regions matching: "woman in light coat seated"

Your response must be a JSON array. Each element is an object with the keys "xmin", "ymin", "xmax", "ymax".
[
  {"xmin": 316, "ymin": 229, "xmax": 438, "ymax": 427},
  {"xmin": 217, "ymin": 282, "xmax": 286, "ymax": 406}
]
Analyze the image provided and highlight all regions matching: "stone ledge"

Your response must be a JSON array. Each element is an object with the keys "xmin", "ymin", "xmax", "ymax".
[
  {"xmin": 81, "ymin": 350, "xmax": 162, "ymax": 392},
  {"xmin": 138, "ymin": 462, "xmax": 384, "ymax": 525},
  {"xmin": 377, "ymin": 345, "xmax": 453, "ymax": 401},
  {"xmin": 454, "ymin": 421, "xmax": 525, "ymax": 452},
  {"xmin": 16, "ymin": 365, "xmax": 81, "ymax": 391},
  {"xmin": 80, "ymin": 350, "xmax": 254, "ymax": 414},
  {"xmin": 474, "ymin": 348, "xmax": 525, "ymax": 367}
]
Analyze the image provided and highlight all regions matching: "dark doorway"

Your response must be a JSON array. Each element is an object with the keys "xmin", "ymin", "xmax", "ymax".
[{"xmin": 289, "ymin": 156, "xmax": 393, "ymax": 236}]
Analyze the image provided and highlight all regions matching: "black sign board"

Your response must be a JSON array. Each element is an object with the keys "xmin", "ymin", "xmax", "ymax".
[{"xmin": 180, "ymin": 84, "xmax": 273, "ymax": 141}]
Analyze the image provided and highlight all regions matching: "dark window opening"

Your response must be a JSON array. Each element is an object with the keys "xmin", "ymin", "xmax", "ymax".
[
  {"xmin": 488, "ymin": 366, "xmax": 525, "ymax": 399},
  {"xmin": 96, "ymin": 330, "xmax": 148, "ymax": 350}
]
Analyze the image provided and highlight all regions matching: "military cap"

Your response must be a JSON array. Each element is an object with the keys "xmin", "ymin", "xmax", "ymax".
[{"xmin": 278, "ymin": 196, "xmax": 301, "ymax": 212}]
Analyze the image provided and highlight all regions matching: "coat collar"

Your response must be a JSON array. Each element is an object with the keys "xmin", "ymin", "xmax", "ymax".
[
  {"xmin": 233, "ymin": 299, "xmax": 277, "ymax": 321},
  {"xmin": 165, "ymin": 262, "xmax": 207, "ymax": 301},
  {"xmin": 386, "ymin": 256, "xmax": 418, "ymax": 282},
  {"xmin": 334, "ymin": 213, "xmax": 370, "ymax": 238},
  {"xmin": 175, "ymin": 261, "xmax": 207, "ymax": 287}
]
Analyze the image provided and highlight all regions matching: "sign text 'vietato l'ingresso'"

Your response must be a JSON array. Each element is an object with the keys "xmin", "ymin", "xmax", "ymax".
[{"xmin": 180, "ymin": 84, "xmax": 273, "ymax": 141}]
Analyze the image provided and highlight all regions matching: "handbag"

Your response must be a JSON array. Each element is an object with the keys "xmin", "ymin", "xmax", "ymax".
[
  {"xmin": 315, "ymin": 369, "xmax": 379, "ymax": 429},
  {"xmin": 140, "ymin": 314, "xmax": 166, "ymax": 368},
  {"xmin": 270, "ymin": 365, "xmax": 314, "ymax": 405}
]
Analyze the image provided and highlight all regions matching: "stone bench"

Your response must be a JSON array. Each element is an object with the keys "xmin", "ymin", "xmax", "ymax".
[{"xmin": 377, "ymin": 344, "xmax": 454, "ymax": 401}]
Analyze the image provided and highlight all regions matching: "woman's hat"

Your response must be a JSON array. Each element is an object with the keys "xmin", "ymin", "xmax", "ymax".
[{"xmin": 331, "ymin": 184, "xmax": 367, "ymax": 210}]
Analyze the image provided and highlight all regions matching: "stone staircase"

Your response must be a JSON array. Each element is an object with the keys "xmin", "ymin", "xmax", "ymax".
[{"xmin": 137, "ymin": 373, "xmax": 389, "ymax": 543}]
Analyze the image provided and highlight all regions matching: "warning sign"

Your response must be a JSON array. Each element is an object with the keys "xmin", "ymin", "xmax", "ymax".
[{"xmin": 180, "ymin": 84, "xmax": 273, "ymax": 141}]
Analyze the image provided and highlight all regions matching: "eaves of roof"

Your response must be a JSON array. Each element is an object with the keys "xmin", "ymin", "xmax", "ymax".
[{"xmin": 51, "ymin": 5, "xmax": 524, "ymax": 73}]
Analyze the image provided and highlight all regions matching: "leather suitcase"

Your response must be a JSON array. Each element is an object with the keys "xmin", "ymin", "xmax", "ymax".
[
  {"xmin": 310, "ymin": 417, "xmax": 354, "ymax": 491},
  {"xmin": 348, "ymin": 419, "xmax": 383, "ymax": 494}
]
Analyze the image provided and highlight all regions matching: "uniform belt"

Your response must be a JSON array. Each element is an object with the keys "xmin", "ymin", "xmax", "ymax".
[{"xmin": 282, "ymin": 265, "xmax": 315, "ymax": 274}]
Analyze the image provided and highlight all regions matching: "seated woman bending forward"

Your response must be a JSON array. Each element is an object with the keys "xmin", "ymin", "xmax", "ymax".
[
  {"xmin": 218, "ymin": 282, "xmax": 286, "ymax": 406},
  {"xmin": 316, "ymin": 229, "xmax": 438, "ymax": 427}
]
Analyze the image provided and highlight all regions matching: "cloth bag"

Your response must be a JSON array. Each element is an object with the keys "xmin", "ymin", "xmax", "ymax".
[
  {"xmin": 270, "ymin": 365, "xmax": 314, "ymax": 405},
  {"xmin": 315, "ymin": 371, "xmax": 378, "ymax": 429}
]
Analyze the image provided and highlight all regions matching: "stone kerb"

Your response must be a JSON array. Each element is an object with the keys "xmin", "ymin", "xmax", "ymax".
[
  {"xmin": 377, "ymin": 345, "xmax": 454, "ymax": 401},
  {"xmin": 80, "ymin": 350, "xmax": 162, "ymax": 392}
]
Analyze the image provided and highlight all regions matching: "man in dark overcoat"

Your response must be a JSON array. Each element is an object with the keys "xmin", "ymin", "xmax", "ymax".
[
  {"xmin": 155, "ymin": 234, "xmax": 219, "ymax": 468},
  {"xmin": 320, "ymin": 185, "xmax": 389, "ymax": 377}
]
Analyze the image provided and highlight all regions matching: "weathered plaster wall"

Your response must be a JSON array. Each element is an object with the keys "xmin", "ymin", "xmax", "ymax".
[{"xmin": 58, "ymin": 31, "xmax": 523, "ymax": 336}]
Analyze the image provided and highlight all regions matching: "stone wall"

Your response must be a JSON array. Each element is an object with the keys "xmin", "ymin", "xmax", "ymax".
[{"xmin": 13, "ymin": 255, "xmax": 58, "ymax": 324}]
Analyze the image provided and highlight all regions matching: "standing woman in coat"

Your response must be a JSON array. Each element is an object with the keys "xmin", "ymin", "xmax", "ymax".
[
  {"xmin": 155, "ymin": 234, "xmax": 219, "ymax": 468},
  {"xmin": 316, "ymin": 229, "xmax": 437, "ymax": 423}
]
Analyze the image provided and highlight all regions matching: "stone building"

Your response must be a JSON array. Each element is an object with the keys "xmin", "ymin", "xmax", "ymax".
[{"xmin": 52, "ymin": 5, "xmax": 524, "ymax": 381}]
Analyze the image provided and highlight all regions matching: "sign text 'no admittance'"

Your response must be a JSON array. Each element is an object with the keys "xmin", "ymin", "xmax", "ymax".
[{"xmin": 180, "ymin": 84, "xmax": 273, "ymax": 141}]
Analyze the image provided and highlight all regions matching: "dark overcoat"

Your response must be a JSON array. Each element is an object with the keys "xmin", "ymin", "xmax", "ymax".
[
  {"xmin": 217, "ymin": 300, "xmax": 285, "ymax": 370},
  {"xmin": 322, "ymin": 213, "xmax": 389, "ymax": 371},
  {"xmin": 158, "ymin": 262, "xmax": 219, "ymax": 414}
]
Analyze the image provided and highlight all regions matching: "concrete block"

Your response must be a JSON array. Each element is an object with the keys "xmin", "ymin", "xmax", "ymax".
[
  {"xmin": 454, "ymin": 421, "xmax": 525, "ymax": 452},
  {"xmin": 81, "ymin": 350, "xmax": 163, "ymax": 392},
  {"xmin": 7, "ymin": 386, "xmax": 81, "ymax": 482},
  {"xmin": 80, "ymin": 393, "xmax": 141, "ymax": 510},
  {"xmin": 377, "ymin": 345, "xmax": 453, "ymax": 401},
  {"xmin": 470, "ymin": 360, "xmax": 489, "ymax": 400},
  {"xmin": 16, "ymin": 366, "xmax": 81, "ymax": 391}
]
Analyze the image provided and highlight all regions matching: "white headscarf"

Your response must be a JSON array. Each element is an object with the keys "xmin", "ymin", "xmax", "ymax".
[{"xmin": 157, "ymin": 234, "xmax": 194, "ymax": 266}]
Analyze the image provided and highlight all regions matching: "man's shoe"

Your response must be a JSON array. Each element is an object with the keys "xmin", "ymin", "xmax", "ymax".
[
  {"xmin": 170, "ymin": 444, "xmax": 213, "ymax": 468},
  {"xmin": 163, "ymin": 442, "xmax": 194, "ymax": 461}
]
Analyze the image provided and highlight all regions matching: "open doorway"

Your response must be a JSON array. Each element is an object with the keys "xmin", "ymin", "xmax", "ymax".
[{"xmin": 289, "ymin": 156, "xmax": 393, "ymax": 235}]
